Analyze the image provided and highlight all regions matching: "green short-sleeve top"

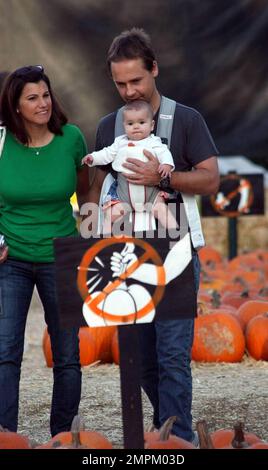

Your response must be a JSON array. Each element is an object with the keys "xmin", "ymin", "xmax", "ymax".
[{"xmin": 0, "ymin": 124, "xmax": 87, "ymax": 262}]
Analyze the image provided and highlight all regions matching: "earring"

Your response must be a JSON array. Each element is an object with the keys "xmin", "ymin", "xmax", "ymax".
[{"xmin": 16, "ymin": 109, "xmax": 20, "ymax": 113}]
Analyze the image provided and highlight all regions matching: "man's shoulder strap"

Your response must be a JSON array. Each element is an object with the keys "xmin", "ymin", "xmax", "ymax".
[
  {"xmin": 114, "ymin": 96, "xmax": 176, "ymax": 148},
  {"xmin": 156, "ymin": 96, "xmax": 176, "ymax": 148},
  {"xmin": 114, "ymin": 107, "xmax": 125, "ymax": 138}
]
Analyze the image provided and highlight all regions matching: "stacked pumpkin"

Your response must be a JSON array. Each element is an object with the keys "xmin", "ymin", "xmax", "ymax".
[{"xmin": 195, "ymin": 247, "xmax": 268, "ymax": 363}]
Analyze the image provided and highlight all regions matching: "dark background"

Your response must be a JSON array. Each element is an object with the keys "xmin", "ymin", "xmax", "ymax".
[{"xmin": 1, "ymin": 0, "xmax": 268, "ymax": 168}]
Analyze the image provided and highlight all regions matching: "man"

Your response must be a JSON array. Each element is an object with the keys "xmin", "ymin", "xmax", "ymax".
[{"xmin": 88, "ymin": 28, "xmax": 219, "ymax": 444}]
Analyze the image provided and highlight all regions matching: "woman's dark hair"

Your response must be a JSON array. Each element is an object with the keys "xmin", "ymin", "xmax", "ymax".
[
  {"xmin": 107, "ymin": 27, "xmax": 156, "ymax": 75},
  {"xmin": 0, "ymin": 65, "xmax": 68, "ymax": 144}
]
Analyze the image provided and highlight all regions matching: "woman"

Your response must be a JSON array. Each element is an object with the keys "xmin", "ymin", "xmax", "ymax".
[{"xmin": 0, "ymin": 65, "xmax": 89, "ymax": 436}]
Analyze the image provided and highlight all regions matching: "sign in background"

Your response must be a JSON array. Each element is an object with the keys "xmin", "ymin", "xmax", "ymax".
[{"xmin": 201, "ymin": 173, "xmax": 264, "ymax": 218}]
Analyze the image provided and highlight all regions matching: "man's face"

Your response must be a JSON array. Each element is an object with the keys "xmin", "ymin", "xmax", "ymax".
[{"xmin": 110, "ymin": 58, "xmax": 158, "ymax": 105}]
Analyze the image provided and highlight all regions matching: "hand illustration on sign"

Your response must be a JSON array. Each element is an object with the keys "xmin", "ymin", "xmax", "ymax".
[{"xmin": 78, "ymin": 233, "xmax": 192, "ymax": 327}]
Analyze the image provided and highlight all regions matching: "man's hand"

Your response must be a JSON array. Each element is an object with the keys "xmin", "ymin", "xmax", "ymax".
[{"xmin": 122, "ymin": 150, "xmax": 160, "ymax": 186}]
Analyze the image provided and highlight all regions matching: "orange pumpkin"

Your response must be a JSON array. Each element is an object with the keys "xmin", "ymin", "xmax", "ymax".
[
  {"xmin": 144, "ymin": 417, "xmax": 196, "ymax": 449},
  {"xmin": 211, "ymin": 422, "xmax": 261, "ymax": 449},
  {"xmin": 0, "ymin": 426, "xmax": 31, "ymax": 449},
  {"xmin": 236, "ymin": 300, "xmax": 268, "ymax": 332},
  {"xmin": 198, "ymin": 246, "xmax": 223, "ymax": 267},
  {"xmin": 192, "ymin": 312, "xmax": 245, "ymax": 362},
  {"xmin": 245, "ymin": 313, "xmax": 268, "ymax": 360},
  {"xmin": 92, "ymin": 326, "xmax": 117, "ymax": 363},
  {"xmin": 37, "ymin": 415, "xmax": 112, "ymax": 449},
  {"xmin": 227, "ymin": 252, "xmax": 264, "ymax": 271},
  {"xmin": 249, "ymin": 441, "xmax": 268, "ymax": 449},
  {"xmin": 221, "ymin": 290, "xmax": 252, "ymax": 309}
]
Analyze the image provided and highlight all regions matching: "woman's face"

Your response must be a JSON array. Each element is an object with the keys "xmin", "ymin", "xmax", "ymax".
[{"xmin": 17, "ymin": 80, "xmax": 52, "ymax": 127}]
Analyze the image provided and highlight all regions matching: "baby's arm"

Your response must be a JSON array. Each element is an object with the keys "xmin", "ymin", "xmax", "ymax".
[
  {"xmin": 158, "ymin": 163, "xmax": 173, "ymax": 177},
  {"xmin": 151, "ymin": 141, "xmax": 175, "ymax": 181},
  {"xmin": 82, "ymin": 154, "xmax": 94, "ymax": 166},
  {"xmin": 83, "ymin": 137, "xmax": 122, "ymax": 167}
]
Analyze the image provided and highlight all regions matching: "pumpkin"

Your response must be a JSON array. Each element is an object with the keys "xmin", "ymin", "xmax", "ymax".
[
  {"xmin": 221, "ymin": 290, "xmax": 252, "ymax": 309},
  {"xmin": 248, "ymin": 441, "xmax": 268, "ymax": 449},
  {"xmin": 144, "ymin": 416, "xmax": 196, "ymax": 449},
  {"xmin": 0, "ymin": 425, "xmax": 31, "ymax": 449},
  {"xmin": 192, "ymin": 312, "xmax": 245, "ymax": 362},
  {"xmin": 198, "ymin": 246, "xmax": 223, "ymax": 267},
  {"xmin": 236, "ymin": 300, "xmax": 268, "ymax": 332},
  {"xmin": 227, "ymin": 252, "xmax": 264, "ymax": 271},
  {"xmin": 37, "ymin": 415, "xmax": 112, "ymax": 449},
  {"xmin": 92, "ymin": 326, "xmax": 116, "ymax": 363},
  {"xmin": 245, "ymin": 313, "xmax": 268, "ymax": 360},
  {"xmin": 210, "ymin": 422, "xmax": 261, "ymax": 449}
]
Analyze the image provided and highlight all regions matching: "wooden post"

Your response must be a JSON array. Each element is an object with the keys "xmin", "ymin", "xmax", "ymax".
[
  {"xmin": 118, "ymin": 324, "xmax": 144, "ymax": 449},
  {"xmin": 228, "ymin": 216, "xmax": 238, "ymax": 259}
]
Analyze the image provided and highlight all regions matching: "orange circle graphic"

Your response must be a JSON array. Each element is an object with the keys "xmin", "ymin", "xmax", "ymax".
[
  {"xmin": 210, "ymin": 174, "xmax": 254, "ymax": 218},
  {"xmin": 77, "ymin": 236, "xmax": 166, "ymax": 323}
]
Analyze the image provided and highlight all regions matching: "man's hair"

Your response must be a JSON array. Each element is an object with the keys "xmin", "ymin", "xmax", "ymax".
[
  {"xmin": 0, "ymin": 67, "xmax": 67, "ymax": 144},
  {"xmin": 107, "ymin": 27, "xmax": 156, "ymax": 74},
  {"xmin": 123, "ymin": 100, "xmax": 153, "ymax": 120}
]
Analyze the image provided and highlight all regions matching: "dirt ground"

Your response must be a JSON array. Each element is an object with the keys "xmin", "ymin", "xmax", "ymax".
[{"xmin": 18, "ymin": 290, "xmax": 268, "ymax": 448}]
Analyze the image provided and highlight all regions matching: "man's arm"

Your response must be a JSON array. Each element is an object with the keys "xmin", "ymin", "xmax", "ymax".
[
  {"xmin": 122, "ymin": 152, "xmax": 220, "ymax": 195},
  {"xmin": 170, "ymin": 156, "xmax": 220, "ymax": 195}
]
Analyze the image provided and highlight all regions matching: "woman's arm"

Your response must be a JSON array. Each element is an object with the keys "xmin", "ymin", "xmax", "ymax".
[{"xmin": 76, "ymin": 165, "xmax": 92, "ymax": 209}]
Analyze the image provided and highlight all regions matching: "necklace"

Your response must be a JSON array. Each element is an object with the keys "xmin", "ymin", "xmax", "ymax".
[{"xmin": 28, "ymin": 146, "xmax": 42, "ymax": 156}]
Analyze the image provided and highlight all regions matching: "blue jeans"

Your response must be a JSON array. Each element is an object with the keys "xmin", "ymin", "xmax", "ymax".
[
  {"xmin": 0, "ymin": 258, "xmax": 81, "ymax": 436},
  {"xmin": 137, "ymin": 251, "xmax": 200, "ymax": 442}
]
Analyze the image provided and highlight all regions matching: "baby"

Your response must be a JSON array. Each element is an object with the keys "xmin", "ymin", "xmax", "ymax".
[{"xmin": 82, "ymin": 100, "xmax": 177, "ymax": 233}]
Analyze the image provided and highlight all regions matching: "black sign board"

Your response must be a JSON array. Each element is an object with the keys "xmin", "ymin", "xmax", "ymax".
[{"xmin": 53, "ymin": 233, "xmax": 196, "ymax": 329}]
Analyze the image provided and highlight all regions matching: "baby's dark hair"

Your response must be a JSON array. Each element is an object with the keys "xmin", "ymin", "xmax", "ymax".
[{"xmin": 123, "ymin": 100, "xmax": 153, "ymax": 120}]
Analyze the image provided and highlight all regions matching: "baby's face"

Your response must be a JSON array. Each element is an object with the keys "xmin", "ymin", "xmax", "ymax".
[{"xmin": 123, "ymin": 109, "xmax": 154, "ymax": 141}]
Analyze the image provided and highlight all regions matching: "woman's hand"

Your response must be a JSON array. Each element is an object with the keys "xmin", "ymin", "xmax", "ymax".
[
  {"xmin": 122, "ymin": 150, "xmax": 160, "ymax": 186},
  {"xmin": 0, "ymin": 245, "xmax": 8, "ymax": 264}
]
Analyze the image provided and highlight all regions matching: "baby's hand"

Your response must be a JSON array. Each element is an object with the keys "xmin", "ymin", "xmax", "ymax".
[
  {"xmin": 82, "ymin": 154, "xmax": 93, "ymax": 166},
  {"xmin": 158, "ymin": 163, "xmax": 172, "ymax": 178}
]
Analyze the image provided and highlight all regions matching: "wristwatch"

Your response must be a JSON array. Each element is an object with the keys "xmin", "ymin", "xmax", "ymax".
[{"xmin": 158, "ymin": 175, "xmax": 171, "ymax": 191}]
